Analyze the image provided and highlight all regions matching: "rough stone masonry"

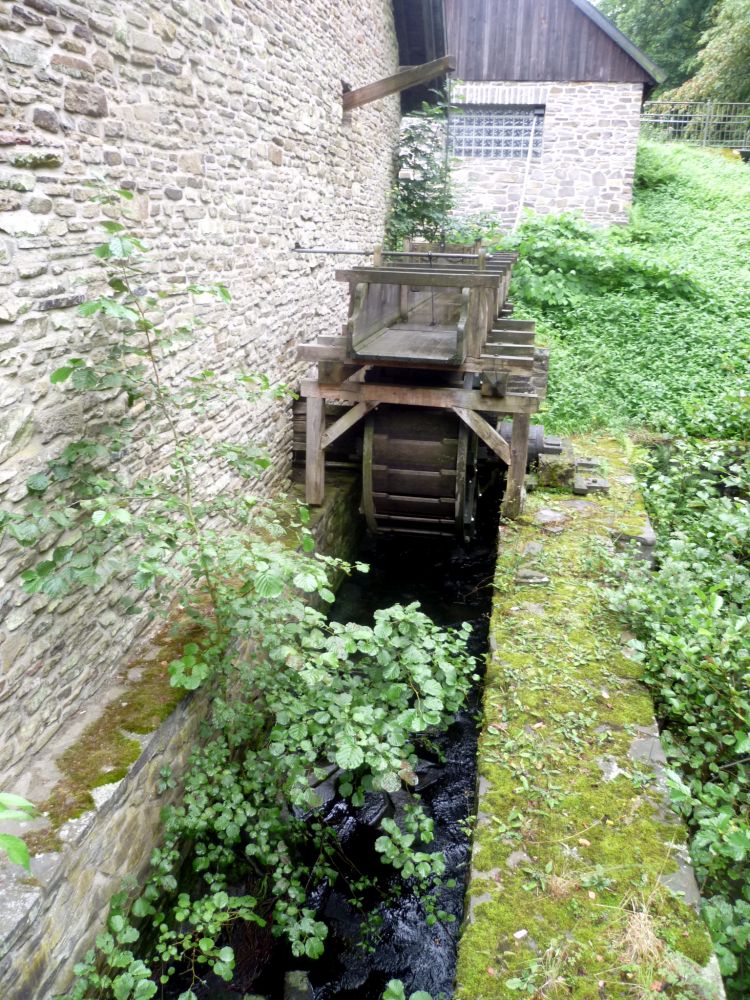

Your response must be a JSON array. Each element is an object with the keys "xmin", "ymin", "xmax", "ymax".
[
  {"xmin": 452, "ymin": 81, "xmax": 643, "ymax": 227},
  {"xmin": 0, "ymin": 0, "xmax": 400, "ymax": 782}
]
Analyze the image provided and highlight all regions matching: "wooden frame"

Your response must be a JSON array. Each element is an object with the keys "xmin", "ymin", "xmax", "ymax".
[{"xmin": 299, "ymin": 244, "xmax": 540, "ymax": 522}]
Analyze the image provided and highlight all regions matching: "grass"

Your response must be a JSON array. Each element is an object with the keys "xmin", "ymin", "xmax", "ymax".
[
  {"xmin": 508, "ymin": 144, "xmax": 750, "ymax": 437},
  {"xmin": 455, "ymin": 439, "xmax": 717, "ymax": 1000}
]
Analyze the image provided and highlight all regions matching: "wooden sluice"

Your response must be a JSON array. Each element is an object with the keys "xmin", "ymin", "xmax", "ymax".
[{"xmin": 296, "ymin": 245, "xmax": 551, "ymax": 538}]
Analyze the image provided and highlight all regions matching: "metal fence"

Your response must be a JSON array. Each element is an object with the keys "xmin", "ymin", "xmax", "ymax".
[{"xmin": 641, "ymin": 100, "xmax": 750, "ymax": 149}]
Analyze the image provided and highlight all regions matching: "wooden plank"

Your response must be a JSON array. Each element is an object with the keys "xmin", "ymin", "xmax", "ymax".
[
  {"xmin": 335, "ymin": 267, "xmax": 499, "ymax": 288},
  {"xmin": 482, "ymin": 341, "xmax": 534, "ymax": 361},
  {"xmin": 343, "ymin": 56, "xmax": 456, "ymax": 111},
  {"xmin": 453, "ymin": 407, "xmax": 511, "ymax": 465},
  {"xmin": 305, "ymin": 396, "xmax": 325, "ymax": 506},
  {"xmin": 300, "ymin": 379, "xmax": 539, "ymax": 415},
  {"xmin": 320, "ymin": 402, "xmax": 375, "ymax": 450},
  {"xmin": 493, "ymin": 319, "xmax": 536, "ymax": 331},
  {"xmin": 501, "ymin": 414, "xmax": 531, "ymax": 519},
  {"xmin": 481, "ymin": 355, "xmax": 534, "ymax": 373},
  {"xmin": 297, "ymin": 341, "xmax": 348, "ymax": 361},
  {"xmin": 353, "ymin": 325, "xmax": 461, "ymax": 364},
  {"xmin": 298, "ymin": 340, "xmax": 535, "ymax": 376},
  {"xmin": 484, "ymin": 343, "xmax": 535, "ymax": 358},
  {"xmin": 489, "ymin": 329, "xmax": 535, "ymax": 345},
  {"xmin": 445, "ymin": 0, "xmax": 654, "ymax": 84}
]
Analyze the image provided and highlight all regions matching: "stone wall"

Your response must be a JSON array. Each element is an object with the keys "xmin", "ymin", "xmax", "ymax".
[
  {"xmin": 0, "ymin": 0, "xmax": 400, "ymax": 781},
  {"xmin": 451, "ymin": 81, "xmax": 643, "ymax": 227}
]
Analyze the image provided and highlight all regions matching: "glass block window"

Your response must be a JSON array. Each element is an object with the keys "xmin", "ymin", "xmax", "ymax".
[{"xmin": 450, "ymin": 106, "xmax": 545, "ymax": 159}]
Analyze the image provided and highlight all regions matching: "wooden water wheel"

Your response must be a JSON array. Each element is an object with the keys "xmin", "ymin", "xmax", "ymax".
[
  {"xmin": 296, "ymin": 245, "xmax": 550, "ymax": 530},
  {"xmin": 362, "ymin": 406, "xmax": 478, "ymax": 540}
]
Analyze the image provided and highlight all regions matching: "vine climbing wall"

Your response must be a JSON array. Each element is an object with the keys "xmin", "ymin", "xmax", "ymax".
[{"xmin": 0, "ymin": 0, "xmax": 400, "ymax": 781}]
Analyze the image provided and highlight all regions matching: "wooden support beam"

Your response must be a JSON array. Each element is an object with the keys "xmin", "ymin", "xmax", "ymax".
[
  {"xmin": 453, "ymin": 407, "xmax": 511, "ymax": 465},
  {"xmin": 297, "ymin": 338, "xmax": 349, "ymax": 361},
  {"xmin": 300, "ymin": 378, "xmax": 540, "ymax": 415},
  {"xmin": 343, "ymin": 56, "xmax": 455, "ymax": 111},
  {"xmin": 321, "ymin": 402, "xmax": 375, "ymax": 450},
  {"xmin": 297, "ymin": 339, "xmax": 537, "ymax": 378},
  {"xmin": 305, "ymin": 396, "xmax": 325, "ymax": 507},
  {"xmin": 336, "ymin": 267, "xmax": 498, "ymax": 288},
  {"xmin": 501, "ymin": 413, "xmax": 531, "ymax": 519}
]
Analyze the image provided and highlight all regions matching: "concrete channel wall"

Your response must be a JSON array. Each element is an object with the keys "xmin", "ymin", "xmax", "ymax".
[{"xmin": 0, "ymin": 474, "xmax": 362, "ymax": 999}]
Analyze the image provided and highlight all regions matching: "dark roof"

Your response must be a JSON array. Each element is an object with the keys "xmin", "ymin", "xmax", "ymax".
[
  {"xmin": 568, "ymin": 0, "xmax": 665, "ymax": 84},
  {"xmin": 443, "ymin": 0, "xmax": 665, "ymax": 89},
  {"xmin": 392, "ymin": 0, "xmax": 448, "ymax": 111}
]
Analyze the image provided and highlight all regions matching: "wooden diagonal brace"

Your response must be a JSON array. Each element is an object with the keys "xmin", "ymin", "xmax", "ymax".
[
  {"xmin": 321, "ymin": 402, "xmax": 375, "ymax": 450},
  {"xmin": 343, "ymin": 56, "xmax": 455, "ymax": 111},
  {"xmin": 453, "ymin": 407, "xmax": 511, "ymax": 465}
]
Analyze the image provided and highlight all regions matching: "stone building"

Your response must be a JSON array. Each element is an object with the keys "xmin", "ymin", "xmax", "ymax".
[
  {"xmin": 444, "ymin": 0, "xmax": 664, "ymax": 226},
  {"xmin": 0, "ymin": 0, "xmax": 457, "ymax": 992},
  {"xmin": 0, "ymin": 0, "xmax": 413, "ymax": 786}
]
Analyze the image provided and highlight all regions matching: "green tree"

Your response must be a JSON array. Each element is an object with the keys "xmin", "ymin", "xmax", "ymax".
[
  {"xmin": 674, "ymin": 0, "xmax": 750, "ymax": 101},
  {"xmin": 385, "ymin": 97, "xmax": 453, "ymax": 248},
  {"xmin": 599, "ymin": 0, "xmax": 718, "ymax": 91}
]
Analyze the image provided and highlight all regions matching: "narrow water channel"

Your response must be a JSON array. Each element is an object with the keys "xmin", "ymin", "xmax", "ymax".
[{"xmin": 193, "ymin": 501, "xmax": 499, "ymax": 1000}]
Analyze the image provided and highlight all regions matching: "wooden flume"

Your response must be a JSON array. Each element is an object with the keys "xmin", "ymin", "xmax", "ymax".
[{"xmin": 296, "ymin": 242, "xmax": 550, "ymax": 538}]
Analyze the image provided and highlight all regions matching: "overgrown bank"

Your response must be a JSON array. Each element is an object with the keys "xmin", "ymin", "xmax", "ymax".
[
  {"xmin": 489, "ymin": 143, "xmax": 750, "ymax": 996},
  {"xmin": 456, "ymin": 439, "xmax": 719, "ymax": 1000}
]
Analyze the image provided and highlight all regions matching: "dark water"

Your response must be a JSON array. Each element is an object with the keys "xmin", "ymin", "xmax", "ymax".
[{"xmin": 185, "ymin": 517, "xmax": 498, "ymax": 1000}]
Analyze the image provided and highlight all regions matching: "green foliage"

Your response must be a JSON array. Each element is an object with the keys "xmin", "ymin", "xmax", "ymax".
[
  {"xmin": 482, "ymin": 144, "xmax": 750, "ymax": 437},
  {"xmin": 383, "ymin": 980, "xmax": 433, "ymax": 1000},
  {"xmin": 67, "ymin": 597, "xmax": 475, "ymax": 996},
  {"xmin": 674, "ymin": 0, "xmax": 750, "ymax": 101},
  {"xmin": 455, "ymin": 143, "xmax": 750, "ymax": 996},
  {"xmin": 0, "ymin": 793, "xmax": 36, "ymax": 870},
  {"xmin": 609, "ymin": 434, "xmax": 750, "ymax": 994},
  {"xmin": 385, "ymin": 95, "xmax": 453, "ymax": 248},
  {"xmin": 0, "ymin": 188, "xmax": 475, "ymax": 998},
  {"xmin": 599, "ymin": 0, "xmax": 717, "ymax": 91}
]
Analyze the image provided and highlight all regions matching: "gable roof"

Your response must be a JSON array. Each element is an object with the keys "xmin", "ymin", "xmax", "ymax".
[
  {"xmin": 443, "ymin": 0, "xmax": 665, "ymax": 89},
  {"xmin": 568, "ymin": 0, "xmax": 665, "ymax": 85}
]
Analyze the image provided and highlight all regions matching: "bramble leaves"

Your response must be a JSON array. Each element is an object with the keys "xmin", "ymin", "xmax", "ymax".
[{"xmin": 5, "ymin": 182, "xmax": 475, "ymax": 999}]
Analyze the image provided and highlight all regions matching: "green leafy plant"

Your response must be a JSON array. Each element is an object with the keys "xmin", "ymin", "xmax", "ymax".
[
  {"xmin": 0, "ymin": 793, "xmax": 36, "ymax": 870},
  {"xmin": 386, "ymin": 92, "xmax": 454, "ymax": 247},
  {"xmin": 0, "ymin": 187, "xmax": 476, "ymax": 998},
  {"xmin": 383, "ymin": 979, "xmax": 433, "ymax": 1000}
]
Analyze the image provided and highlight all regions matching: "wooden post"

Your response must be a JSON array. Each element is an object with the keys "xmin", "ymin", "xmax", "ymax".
[
  {"xmin": 501, "ymin": 413, "xmax": 530, "ymax": 519},
  {"xmin": 305, "ymin": 396, "xmax": 325, "ymax": 506},
  {"xmin": 399, "ymin": 239, "xmax": 411, "ymax": 318}
]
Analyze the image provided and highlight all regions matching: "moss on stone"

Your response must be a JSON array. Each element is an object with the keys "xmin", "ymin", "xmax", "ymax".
[
  {"xmin": 455, "ymin": 437, "xmax": 717, "ymax": 1000},
  {"xmin": 26, "ymin": 620, "xmax": 196, "ymax": 854}
]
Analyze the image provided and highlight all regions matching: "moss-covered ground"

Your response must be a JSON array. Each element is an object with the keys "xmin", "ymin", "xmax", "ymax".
[
  {"xmin": 455, "ymin": 438, "xmax": 719, "ymax": 1000},
  {"xmin": 26, "ymin": 620, "xmax": 195, "ymax": 854}
]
